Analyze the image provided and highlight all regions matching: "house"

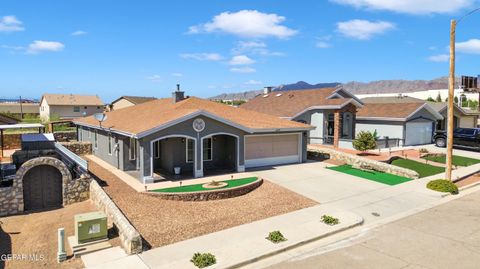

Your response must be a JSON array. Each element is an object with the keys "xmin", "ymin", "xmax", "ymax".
[
  {"xmin": 356, "ymin": 100, "xmax": 443, "ymax": 146},
  {"xmin": 0, "ymin": 114, "xmax": 20, "ymax": 125},
  {"xmin": 240, "ymin": 87, "xmax": 364, "ymax": 148},
  {"xmin": 109, "ymin": 96, "xmax": 157, "ymax": 111},
  {"xmin": 40, "ymin": 94, "xmax": 104, "ymax": 121},
  {"xmin": 426, "ymin": 102, "xmax": 479, "ymax": 131},
  {"xmin": 74, "ymin": 87, "xmax": 313, "ymax": 183}
]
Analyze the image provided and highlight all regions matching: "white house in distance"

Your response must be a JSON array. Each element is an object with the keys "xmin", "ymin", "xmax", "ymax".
[{"xmin": 40, "ymin": 93, "xmax": 104, "ymax": 121}]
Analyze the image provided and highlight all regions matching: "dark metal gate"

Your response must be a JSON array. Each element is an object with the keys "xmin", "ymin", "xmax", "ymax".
[{"xmin": 23, "ymin": 165, "xmax": 63, "ymax": 211}]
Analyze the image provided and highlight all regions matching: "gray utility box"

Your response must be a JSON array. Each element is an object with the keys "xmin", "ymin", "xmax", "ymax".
[{"xmin": 21, "ymin": 133, "xmax": 55, "ymax": 151}]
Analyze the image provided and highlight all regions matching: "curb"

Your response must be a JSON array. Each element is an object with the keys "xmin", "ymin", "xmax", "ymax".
[{"xmin": 224, "ymin": 215, "xmax": 364, "ymax": 269}]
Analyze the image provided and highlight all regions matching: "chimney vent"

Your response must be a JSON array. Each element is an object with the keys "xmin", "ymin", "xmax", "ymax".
[
  {"xmin": 172, "ymin": 84, "xmax": 185, "ymax": 103},
  {"xmin": 263, "ymin": 86, "xmax": 274, "ymax": 94}
]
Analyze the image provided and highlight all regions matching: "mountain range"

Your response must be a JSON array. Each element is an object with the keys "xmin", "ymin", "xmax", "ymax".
[{"xmin": 210, "ymin": 77, "xmax": 457, "ymax": 100}]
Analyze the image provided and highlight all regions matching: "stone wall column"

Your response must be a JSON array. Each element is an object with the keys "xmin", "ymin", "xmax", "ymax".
[{"xmin": 333, "ymin": 110, "xmax": 341, "ymax": 148}]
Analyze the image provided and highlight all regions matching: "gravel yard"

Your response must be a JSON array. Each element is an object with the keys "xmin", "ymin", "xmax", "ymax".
[
  {"xmin": 87, "ymin": 160, "xmax": 317, "ymax": 248},
  {"xmin": 0, "ymin": 201, "xmax": 102, "ymax": 269}
]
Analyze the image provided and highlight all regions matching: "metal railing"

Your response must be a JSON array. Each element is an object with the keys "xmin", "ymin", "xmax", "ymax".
[{"xmin": 54, "ymin": 142, "xmax": 88, "ymax": 173}]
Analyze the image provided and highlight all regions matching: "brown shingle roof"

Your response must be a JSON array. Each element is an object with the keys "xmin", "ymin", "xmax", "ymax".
[
  {"xmin": 240, "ymin": 88, "xmax": 356, "ymax": 118},
  {"xmin": 357, "ymin": 103, "xmax": 425, "ymax": 119},
  {"xmin": 42, "ymin": 94, "xmax": 104, "ymax": 106},
  {"xmin": 75, "ymin": 97, "xmax": 312, "ymax": 136},
  {"xmin": 361, "ymin": 96, "xmax": 425, "ymax": 103},
  {"xmin": 113, "ymin": 96, "xmax": 157, "ymax": 105}
]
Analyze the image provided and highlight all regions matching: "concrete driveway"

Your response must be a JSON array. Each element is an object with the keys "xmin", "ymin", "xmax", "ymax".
[
  {"xmin": 249, "ymin": 161, "xmax": 386, "ymax": 204},
  {"xmin": 249, "ymin": 161, "xmax": 442, "ymax": 224}
]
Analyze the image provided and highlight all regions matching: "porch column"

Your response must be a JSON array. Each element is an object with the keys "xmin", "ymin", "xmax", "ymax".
[{"xmin": 333, "ymin": 110, "xmax": 341, "ymax": 148}]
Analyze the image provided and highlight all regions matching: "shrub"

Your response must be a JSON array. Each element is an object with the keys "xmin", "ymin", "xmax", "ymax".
[
  {"xmin": 426, "ymin": 179, "xmax": 458, "ymax": 194},
  {"xmin": 352, "ymin": 131, "xmax": 377, "ymax": 152},
  {"xmin": 190, "ymin": 252, "xmax": 216, "ymax": 268},
  {"xmin": 321, "ymin": 215, "xmax": 340, "ymax": 225},
  {"xmin": 418, "ymin": 148, "xmax": 429, "ymax": 154},
  {"xmin": 266, "ymin": 230, "xmax": 287, "ymax": 243}
]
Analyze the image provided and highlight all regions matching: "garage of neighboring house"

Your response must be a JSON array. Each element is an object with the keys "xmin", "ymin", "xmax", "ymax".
[
  {"xmin": 356, "ymin": 102, "xmax": 443, "ymax": 147},
  {"xmin": 244, "ymin": 133, "xmax": 302, "ymax": 168}
]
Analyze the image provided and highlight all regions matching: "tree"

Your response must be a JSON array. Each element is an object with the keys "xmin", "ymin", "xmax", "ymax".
[
  {"xmin": 427, "ymin": 96, "xmax": 435, "ymax": 102},
  {"xmin": 436, "ymin": 92, "xmax": 442, "ymax": 102},
  {"xmin": 454, "ymin": 96, "xmax": 459, "ymax": 104},
  {"xmin": 352, "ymin": 131, "xmax": 377, "ymax": 152}
]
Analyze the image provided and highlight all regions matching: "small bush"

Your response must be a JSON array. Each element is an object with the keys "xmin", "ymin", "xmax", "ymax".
[
  {"xmin": 426, "ymin": 179, "xmax": 458, "ymax": 194},
  {"xmin": 418, "ymin": 148, "xmax": 429, "ymax": 154},
  {"xmin": 352, "ymin": 131, "xmax": 377, "ymax": 152},
  {"xmin": 190, "ymin": 252, "xmax": 216, "ymax": 268},
  {"xmin": 266, "ymin": 230, "xmax": 287, "ymax": 243},
  {"xmin": 321, "ymin": 215, "xmax": 340, "ymax": 225}
]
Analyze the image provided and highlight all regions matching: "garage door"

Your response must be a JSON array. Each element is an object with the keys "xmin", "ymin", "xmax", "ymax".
[
  {"xmin": 245, "ymin": 134, "xmax": 300, "ymax": 168},
  {"xmin": 405, "ymin": 121, "xmax": 433, "ymax": 146},
  {"xmin": 23, "ymin": 165, "xmax": 63, "ymax": 211}
]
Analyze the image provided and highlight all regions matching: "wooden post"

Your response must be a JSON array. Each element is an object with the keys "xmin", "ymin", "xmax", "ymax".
[
  {"xmin": 333, "ymin": 110, "xmax": 340, "ymax": 149},
  {"xmin": 0, "ymin": 129, "xmax": 3, "ymax": 158},
  {"xmin": 446, "ymin": 19, "xmax": 456, "ymax": 181}
]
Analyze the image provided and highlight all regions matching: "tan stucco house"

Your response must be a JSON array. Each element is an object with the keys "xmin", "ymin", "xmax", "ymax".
[
  {"xmin": 40, "ymin": 94, "xmax": 104, "ymax": 121},
  {"xmin": 109, "ymin": 96, "xmax": 156, "ymax": 111}
]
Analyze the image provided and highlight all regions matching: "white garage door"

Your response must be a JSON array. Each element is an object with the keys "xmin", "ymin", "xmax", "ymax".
[
  {"xmin": 405, "ymin": 121, "xmax": 433, "ymax": 146},
  {"xmin": 245, "ymin": 134, "xmax": 301, "ymax": 168}
]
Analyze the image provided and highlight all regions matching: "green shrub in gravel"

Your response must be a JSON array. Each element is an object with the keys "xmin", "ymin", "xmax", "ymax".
[
  {"xmin": 190, "ymin": 252, "xmax": 216, "ymax": 268},
  {"xmin": 426, "ymin": 179, "xmax": 458, "ymax": 194},
  {"xmin": 321, "ymin": 215, "xmax": 340, "ymax": 225},
  {"xmin": 266, "ymin": 230, "xmax": 287, "ymax": 243}
]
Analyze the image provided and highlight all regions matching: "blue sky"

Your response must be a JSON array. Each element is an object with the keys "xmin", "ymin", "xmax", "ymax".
[{"xmin": 1, "ymin": 0, "xmax": 480, "ymax": 102}]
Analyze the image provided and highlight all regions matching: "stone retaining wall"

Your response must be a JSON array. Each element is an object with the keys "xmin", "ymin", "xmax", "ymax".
[
  {"xmin": 0, "ymin": 182, "xmax": 22, "ymax": 216},
  {"xmin": 54, "ymin": 131, "xmax": 77, "ymax": 142},
  {"xmin": 146, "ymin": 178, "xmax": 263, "ymax": 201},
  {"xmin": 309, "ymin": 147, "xmax": 419, "ymax": 179},
  {"xmin": 89, "ymin": 180, "xmax": 143, "ymax": 254},
  {"xmin": 60, "ymin": 141, "xmax": 92, "ymax": 156}
]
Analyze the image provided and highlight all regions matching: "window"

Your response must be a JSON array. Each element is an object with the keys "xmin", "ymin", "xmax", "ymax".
[
  {"xmin": 94, "ymin": 130, "xmax": 98, "ymax": 149},
  {"xmin": 186, "ymin": 139, "xmax": 194, "ymax": 163},
  {"xmin": 129, "ymin": 138, "xmax": 136, "ymax": 160},
  {"xmin": 108, "ymin": 133, "xmax": 112, "ymax": 155},
  {"xmin": 154, "ymin": 141, "xmax": 161, "ymax": 159},
  {"xmin": 203, "ymin": 138, "xmax": 212, "ymax": 161},
  {"xmin": 73, "ymin": 106, "xmax": 80, "ymax": 112}
]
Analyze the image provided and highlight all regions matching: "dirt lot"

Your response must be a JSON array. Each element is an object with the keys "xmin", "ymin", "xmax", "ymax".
[
  {"xmin": 88, "ymin": 160, "xmax": 317, "ymax": 248},
  {"xmin": 0, "ymin": 201, "xmax": 97, "ymax": 269}
]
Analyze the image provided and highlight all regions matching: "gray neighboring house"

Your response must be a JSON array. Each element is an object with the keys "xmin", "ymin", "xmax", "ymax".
[
  {"xmin": 357, "ymin": 97, "xmax": 443, "ymax": 146},
  {"xmin": 74, "ymin": 88, "xmax": 313, "ymax": 184}
]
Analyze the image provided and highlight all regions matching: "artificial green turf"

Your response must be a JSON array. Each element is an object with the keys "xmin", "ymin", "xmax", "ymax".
[
  {"xmin": 151, "ymin": 177, "xmax": 258, "ymax": 193},
  {"xmin": 391, "ymin": 159, "xmax": 445, "ymax": 178},
  {"xmin": 327, "ymin": 165, "xmax": 412, "ymax": 185},
  {"xmin": 422, "ymin": 155, "xmax": 480, "ymax": 167}
]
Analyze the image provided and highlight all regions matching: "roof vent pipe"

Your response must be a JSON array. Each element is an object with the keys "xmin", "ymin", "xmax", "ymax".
[
  {"xmin": 172, "ymin": 84, "xmax": 185, "ymax": 103},
  {"xmin": 264, "ymin": 86, "xmax": 274, "ymax": 94}
]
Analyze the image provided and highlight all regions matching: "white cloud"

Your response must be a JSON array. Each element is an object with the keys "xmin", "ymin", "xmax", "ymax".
[
  {"xmin": 26, "ymin": 40, "xmax": 64, "ymax": 54},
  {"xmin": 171, "ymin": 73, "xmax": 183, "ymax": 77},
  {"xmin": 0, "ymin": 15, "xmax": 24, "ymax": 32},
  {"xmin": 231, "ymin": 41, "xmax": 284, "ymax": 56},
  {"xmin": 229, "ymin": 55, "xmax": 255, "ymax": 65},
  {"xmin": 180, "ymin": 53, "xmax": 223, "ymax": 61},
  {"xmin": 330, "ymin": 0, "xmax": 475, "ymax": 15},
  {"xmin": 315, "ymin": 41, "xmax": 331, "ymax": 48},
  {"xmin": 456, "ymin": 39, "xmax": 480, "ymax": 54},
  {"xmin": 71, "ymin": 30, "xmax": 87, "ymax": 36},
  {"xmin": 244, "ymin": 79, "xmax": 263, "ymax": 85},
  {"xmin": 337, "ymin": 19, "xmax": 395, "ymax": 40},
  {"xmin": 188, "ymin": 10, "xmax": 297, "ymax": 39},
  {"xmin": 230, "ymin": 67, "xmax": 256, "ymax": 73},
  {"xmin": 427, "ymin": 54, "xmax": 449, "ymax": 62},
  {"xmin": 147, "ymin": 74, "xmax": 161, "ymax": 82}
]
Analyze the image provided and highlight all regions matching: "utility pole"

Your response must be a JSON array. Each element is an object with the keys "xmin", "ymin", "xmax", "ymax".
[
  {"xmin": 446, "ymin": 19, "xmax": 456, "ymax": 181},
  {"xmin": 19, "ymin": 95, "xmax": 24, "ymax": 119}
]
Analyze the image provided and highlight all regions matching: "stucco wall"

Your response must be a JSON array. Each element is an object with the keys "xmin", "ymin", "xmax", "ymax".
[
  {"xmin": 356, "ymin": 120, "xmax": 404, "ymax": 139},
  {"xmin": 459, "ymin": 115, "xmax": 477, "ymax": 128},
  {"xmin": 43, "ymin": 104, "xmax": 103, "ymax": 120}
]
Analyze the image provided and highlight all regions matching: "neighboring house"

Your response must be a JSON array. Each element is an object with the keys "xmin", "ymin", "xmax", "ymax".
[
  {"xmin": 74, "ymin": 88, "xmax": 312, "ymax": 184},
  {"xmin": 240, "ymin": 87, "xmax": 364, "ymax": 149},
  {"xmin": 356, "ymin": 101, "xmax": 443, "ymax": 146},
  {"xmin": 0, "ymin": 114, "xmax": 20, "ymax": 125},
  {"xmin": 426, "ymin": 102, "xmax": 480, "ymax": 131},
  {"xmin": 40, "ymin": 94, "xmax": 104, "ymax": 121},
  {"xmin": 109, "ymin": 96, "xmax": 157, "ymax": 111},
  {"xmin": 0, "ymin": 103, "xmax": 40, "ymax": 117}
]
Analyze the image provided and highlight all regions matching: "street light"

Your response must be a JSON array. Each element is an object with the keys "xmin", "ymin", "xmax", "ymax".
[{"xmin": 446, "ymin": 8, "xmax": 480, "ymax": 181}]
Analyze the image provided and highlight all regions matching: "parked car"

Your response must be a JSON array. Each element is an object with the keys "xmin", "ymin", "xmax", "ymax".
[{"xmin": 433, "ymin": 128, "xmax": 480, "ymax": 149}]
